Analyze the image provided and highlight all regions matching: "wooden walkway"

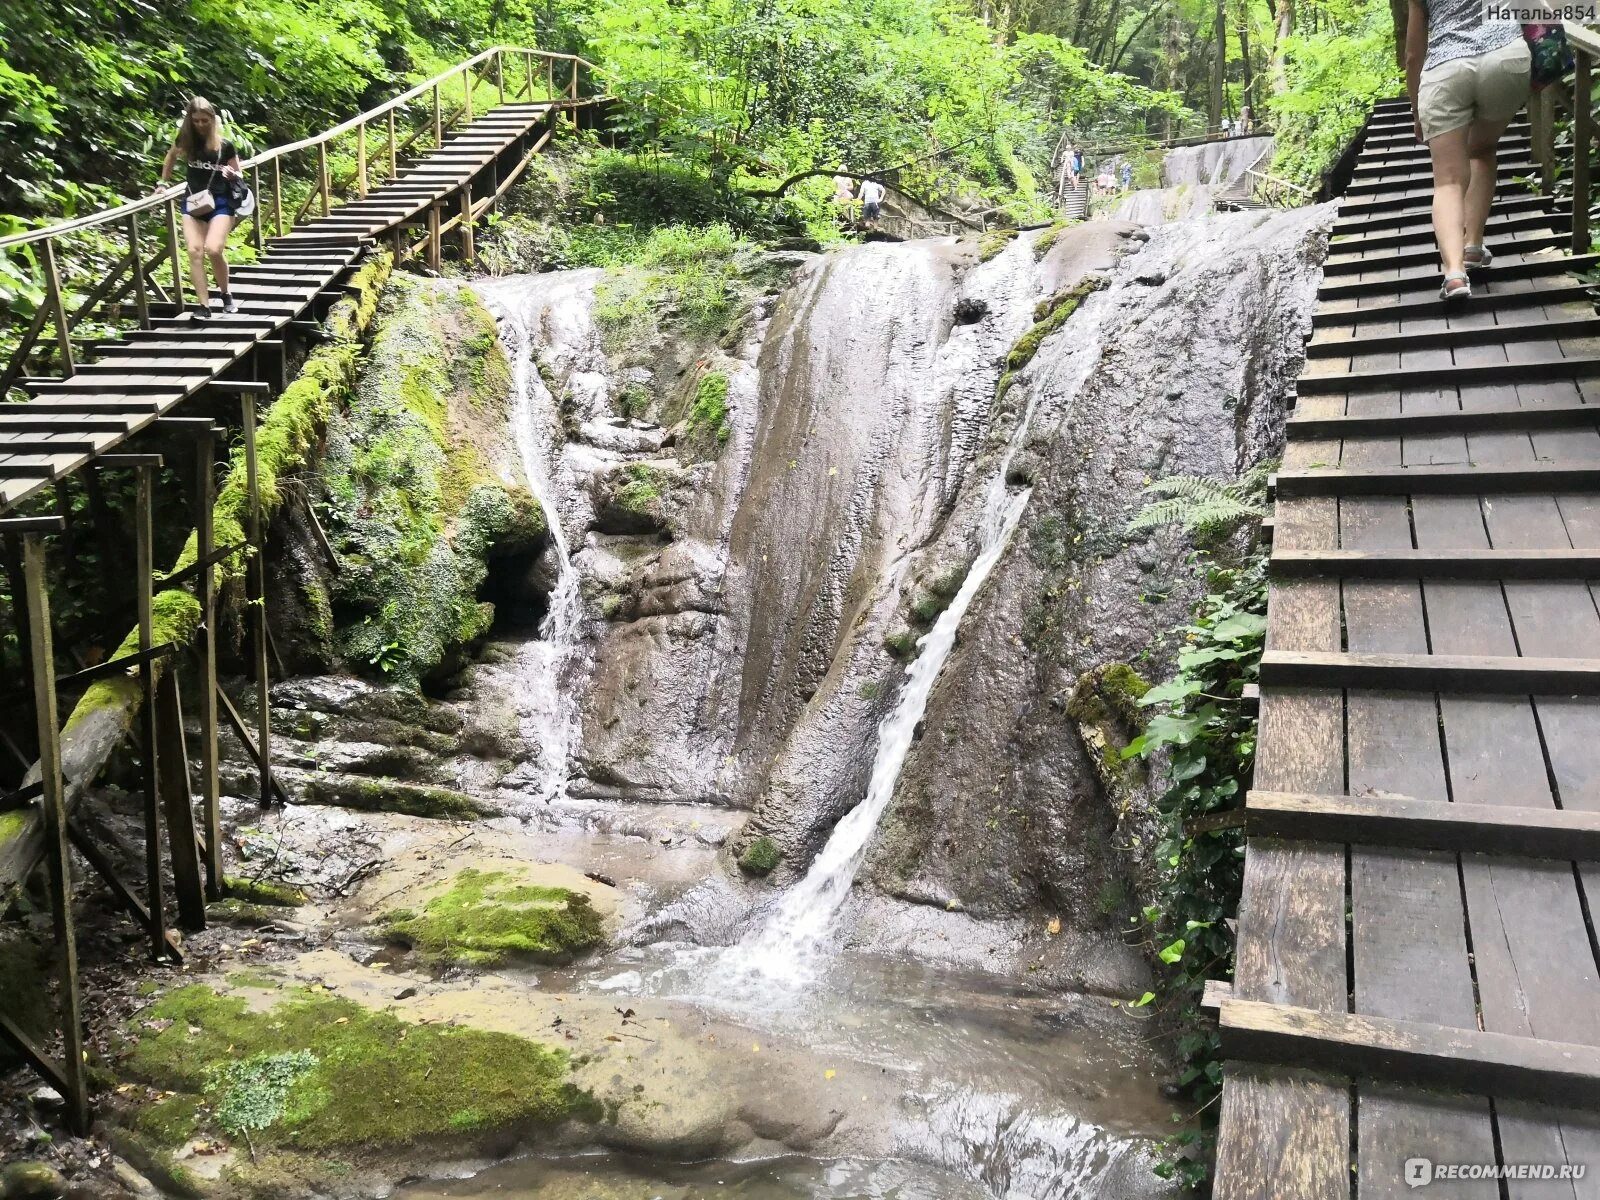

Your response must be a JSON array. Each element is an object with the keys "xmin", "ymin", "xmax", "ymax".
[
  {"xmin": 1212, "ymin": 97, "xmax": 1600, "ymax": 1197},
  {"xmin": 0, "ymin": 100, "xmax": 555, "ymax": 515}
]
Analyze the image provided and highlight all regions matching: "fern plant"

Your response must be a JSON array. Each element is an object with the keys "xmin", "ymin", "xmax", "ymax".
[{"xmin": 1126, "ymin": 462, "xmax": 1276, "ymax": 540}]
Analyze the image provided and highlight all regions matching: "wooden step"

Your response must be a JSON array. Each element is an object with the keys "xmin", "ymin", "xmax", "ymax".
[
  {"xmin": 1216, "ymin": 996, "xmax": 1600, "ymax": 1111},
  {"xmin": 1345, "ymin": 161, "xmax": 1535, "ymax": 197},
  {"xmin": 1245, "ymin": 789, "xmax": 1600, "ymax": 858},
  {"xmin": 1321, "ymin": 231, "xmax": 1566, "ymax": 275},
  {"xmin": 0, "ymin": 413, "xmax": 143, "ymax": 433},
  {"xmin": 1286, "ymin": 395, "xmax": 1600, "ymax": 438},
  {"xmin": 1297, "ymin": 353, "xmax": 1600, "ymax": 395},
  {"xmin": 1272, "ymin": 461, "xmax": 1600, "ymax": 497},
  {"xmin": 25, "ymin": 376, "xmax": 196, "ymax": 395},
  {"xmin": 1316, "ymin": 252, "xmax": 1597, "ymax": 300},
  {"xmin": 1260, "ymin": 647, "xmax": 1600, "ymax": 694},
  {"xmin": 1305, "ymin": 315, "xmax": 1600, "ymax": 359},
  {"xmin": 1333, "ymin": 193, "xmax": 1557, "ymax": 237},
  {"xmin": 1351, "ymin": 139, "xmax": 1531, "ymax": 175},
  {"xmin": 1326, "ymin": 211, "xmax": 1568, "ymax": 257},
  {"xmin": 1312, "ymin": 280, "xmax": 1594, "ymax": 327},
  {"xmin": 1270, "ymin": 547, "xmax": 1600, "ymax": 579}
]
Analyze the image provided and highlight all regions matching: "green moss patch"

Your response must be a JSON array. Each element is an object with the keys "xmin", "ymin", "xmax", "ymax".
[
  {"xmin": 1005, "ymin": 276, "xmax": 1107, "ymax": 374},
  {"xmin": 378, "ymin": 868, "xmax": 604, "ymax": 966},
  {"xmin": 685, "ymin": 369, "xmax": 732, "ymax": 453},
  {"xmin": 737, "ymin": 836, "xmax": 782, "ymax": 875},
  {"xmin": 120, "ymin": 984, "xmax": 596, "ymax": 1152},
  {"xmin": 323, "ymin": 276, "xmax": 529, "ymax": 684},
  {"xmin": 883, "ymin": 629, "xmax": 920, "ymax": 661},
  {"xmin": 298, "ymin": 774, "xmax": 500, "ymax": 821},
  {"xmin": 222, "ymin": 876, "xmax": 307, "ymax": 907},
  {"xmin": 1032, "ymin": 219, "xmax": 1080, "ymax": 258},
  {"xmin": 978, "ymin": 228, "xmax": 1020, "ymax": 262}
]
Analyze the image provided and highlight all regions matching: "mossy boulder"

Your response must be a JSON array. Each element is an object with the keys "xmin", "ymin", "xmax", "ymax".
[
  {"xmin": 323, "ymin": 276, "xmax": 524, "ymax": 685},
  {"xmin": 593, "ymin": 462, "xmax": 682, "ymax": 535},
  {"xmin": 0, "ymin": 1162, "xmax": 66, "ymax": 1200},
  {"xmin": 737, "ymin": 836, "xmax": 782, "ymax": 875},
  {"xmin": 1066, "ymin": 662, "xmax": 1152, "ymax": 788},
  {"xmin": 882, "ymin": 629, "xmax": 920, "ymax": 661},
  {"xmin": 117, "ymin": 983, "xmax": 597, "ymax": 1159},
  {"xmin": 378, "ymin": 867, "xmax": 605, "ymax": 966},
  {"xmin": 977, "ymin": 227, "xmax": 1020, "ymax": 262}
]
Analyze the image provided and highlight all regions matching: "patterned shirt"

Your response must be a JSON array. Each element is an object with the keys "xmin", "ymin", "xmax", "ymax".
[{"xmin": 1422, "ymin": 0, "xmax": 1522, "ymax": 71}]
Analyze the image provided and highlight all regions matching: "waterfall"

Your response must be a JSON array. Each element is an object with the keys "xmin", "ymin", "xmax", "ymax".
[
  {"xmin": 734, "ymin": 294, "xmax": 1078, "ymax": 987},
  {"xmin": 493, "ymin": 300, "xmax": 584, "ymax": 803}
]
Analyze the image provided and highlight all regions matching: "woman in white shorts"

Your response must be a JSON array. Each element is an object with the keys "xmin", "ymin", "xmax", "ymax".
[{"xmin": 1405, "ymin": 0, "xmax": 1531, "ymax": 299}]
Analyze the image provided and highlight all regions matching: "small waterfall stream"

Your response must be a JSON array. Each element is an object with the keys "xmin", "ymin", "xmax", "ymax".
[
  {"xmin": 736, "ymin": 323, "xmax": 1079, "ymax": 984},
  {"xmin": 480, "ymin": 290, "xmax": 586, "ymax": 803}
]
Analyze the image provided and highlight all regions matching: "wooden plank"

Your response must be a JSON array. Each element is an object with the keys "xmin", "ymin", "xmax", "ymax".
[
  {"xmin": 1260, "ymin": 649, "xmax": 1600, "ymax": 692},
  {"xmin": 1218, "ymin": 998, "xmax": 1600, "ymax": 1110},
  {"xmin": 1298, "ymin": 355, "xmax": 1600, "ymax": 395},
  {"xmin": 1271, "ymin": 547, "xmax": 1600, "ymax": 578},
  {"xmin": 1275, "ymin": 462, "xmax": 1600, "ymax": 496},
  {"xmin": 1288, "ymin": 396, "xmax": 1600, "ymax": 438},
  {"xmin": 1247, "ymin": 790, "xmax": 1600, "ymax": 859}
]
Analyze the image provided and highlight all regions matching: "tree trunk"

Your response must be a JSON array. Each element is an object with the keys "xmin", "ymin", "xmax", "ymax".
[
  {"xmin": 1238, "ymin": 0, "xmax": 1255, "ymax": 115},
  {"xmin": 1271, "ymin": 0, "xmax": 1293, "ymax": 94},
  {"xmin": 1164, "ymin": 12, "xmax": 1183, "ymax": 139},
  {"xmin": 1211, "ymin": 0, "xmax": 1226, "ymax": 131}
]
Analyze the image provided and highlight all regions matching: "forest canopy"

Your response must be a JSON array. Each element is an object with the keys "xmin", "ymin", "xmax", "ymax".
[{"xmin": 0, "ymin": 0, "xmax": 1397, "ymax": 234}]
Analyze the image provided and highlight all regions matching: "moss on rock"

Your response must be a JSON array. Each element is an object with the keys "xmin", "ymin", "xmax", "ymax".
[
  {"xmin": 978, "ymin": 227, "xmax": 1020, "ymax": 262},
  {"xmin": 323, "ymin": 275, "xmax": 527, "ymax": 684},
  {"xmin": 737, "ymin": 836, "xmax": 781, "ymax": 875},
  {"xmin": 119, "ymin": 983, "xmax": 597, "ymax": 1154},
  {"xmin": 378, "ymin": 867, "xmax": 604, "ymax": 966},
  {"xmin": 883, "ymin": 628, "xmax": 920, "ymax": 661},
  {"xmin": 222, "ymin": 876, "xmax": 307, "ymax": 907},
  {"xmin": 298, "ymin": 774, "xmax": 501, "ymax": 821}
]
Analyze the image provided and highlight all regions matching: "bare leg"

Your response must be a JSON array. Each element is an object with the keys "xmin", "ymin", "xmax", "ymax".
[
  {"xmin": 205, "ymin": 216, "xmax": 234, "ymax": 294},
  {"xmin": 182, "ymin": 214, "xmax": 210, "ymax": 304},
  {"xmin": 1464, "ymin": 115, "xmax": 1513, "ymax": 249},
  {"xmin": 1427, "ymin": 125, "xmax": 1471, "ymax": 276}
]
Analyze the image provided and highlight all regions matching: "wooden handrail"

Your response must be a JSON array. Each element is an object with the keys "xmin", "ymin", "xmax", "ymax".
[{"xmin": 0, "ymin": 46, "xmax": 596, "ymax": 251}]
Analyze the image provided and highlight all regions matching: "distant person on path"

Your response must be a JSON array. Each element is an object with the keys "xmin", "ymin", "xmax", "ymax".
[
  {"xmin": 1240, "ymin": 105, "xmax": 1254, "ymax": 133},
  {"xmin": 1406, "ymin": 0, "xmax": 1530, "ymax": 300},
  {"xmin": 1072, "ymin": 147, "xmax": 1084, "ymax": 180},
  {"xmin": 1220, "ymin": 116, "xmax": 1232, "ymax": 137},
  {"xmin": 859, "ymin": 176, "xmax": 886, "ymax": 225},
  {"xmin": 833, "ymin": 167, "xmax": 856, "ymax": 205},
  {"xmin": 1120, "ymin": 161, "xmax": 1133, "ymax": 190},
  {"xmin": 153, "ymin": 97, "xmax": 247, "ymax": 318}
]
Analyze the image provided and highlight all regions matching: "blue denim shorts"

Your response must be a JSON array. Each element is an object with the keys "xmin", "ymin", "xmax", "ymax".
[{"xmin": 182, "ymin": 193, "xmax": 234, "ymax": 220}]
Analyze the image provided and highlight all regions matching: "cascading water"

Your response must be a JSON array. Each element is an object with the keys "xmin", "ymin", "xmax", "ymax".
[
  {"xmin": 483, "ymin": 293, "xmax": 584, "ymax": 803},
  {"xmin": 734, "ymin": 285, "xmax": 1097, "ymax": 988}
]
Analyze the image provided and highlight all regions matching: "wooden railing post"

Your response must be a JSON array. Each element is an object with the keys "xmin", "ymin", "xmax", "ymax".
[
  {"xmin": 464, "ymin": 64, "xmax": 474, "ymax": 121},
  {"xmin": 427, "ymin": 202, "xmax": 442, "ymax": 273},
  {"xmin": 240, "ymin": 394, "xmax": 273, "ymax": 810},
  {"xmin": 133, "ymin": 461, "xmax": 167, "ymax": 960},
  {"xmin": 356, "ymin": 122, "xmax": 368, "ymax": 198},
  {"xmin": 1575, "ymin": 49, "xmax": 1593, "ymax": 255},
  {"xmin": 250, "ymin": 166, "xmax": 264, "ymax": 255},
  {"xmin": 525, "ymin": 50, "xmax": 534, "ymax": 99},
  {"xmin": 388, "ymin": 109, "xmax": 398, "ymax": 180},
  {"xmin": 1533, "ymin": 88, "xmax": 1555, "ymax": 193},
  {"xmin": 21, "ymin": 532, "xmax": 90, "ymax": 1137},
  {"xmin": 126, "ymin": 214, "xmax": 149, "ymax": 330},
  {"xmin": 316, "ymin": 142, "xmax": 331, "ymax": 216},
  {"xmin": 433, "ymin": 83, "xmax": 443, "ymax": 147},
  {"xmin": 546, "ymin": 57, "xmax": 554, "ymax": 102},
  {"xmin": 495, "ymin": 51, "xmax": 505, "ymax": 105},
  {"xmin": 459, "ymin": 187, "xmax": 475, "ymax": 263},
  {"xmin": 165, "ymin": 198, "xmax": 185, "ymax": 310},
  {"xmin": 272, "ymin": 157, "xmax": 284, "ymax": 237},
  {"xmin": 569, "ymin": 61, "xmax": 579, "ymax": 126},
  {"xmin": 40, "ymin": 240, "xmax": 74, "ymax": 378},
  {"xmin": 190, "ymin": 427, "xmax": 222, "ymax": 899}
]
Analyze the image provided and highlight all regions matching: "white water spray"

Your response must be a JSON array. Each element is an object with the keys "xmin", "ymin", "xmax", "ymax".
[
  {"xmin": 735, "ymin": 297, "xmax": 1084, "ymax": 987},
  {"xmin": 495, "ymin": 302, "xmax": 584, "ymax": 803}
]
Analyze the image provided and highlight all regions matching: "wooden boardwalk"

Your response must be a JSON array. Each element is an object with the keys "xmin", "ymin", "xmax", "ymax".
[
  {"xmin": 0, "ymin": 99, "xmax": 556, "ymax": 515},
  {"xmin": 1213, "ymin": 96, "xmax": 1600, "ymax": 1197}
]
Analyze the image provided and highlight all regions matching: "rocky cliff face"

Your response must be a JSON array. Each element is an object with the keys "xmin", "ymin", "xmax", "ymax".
[{"xmin": 470, "ymin": 203, "xmax": 1330, "ymax": 944}]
